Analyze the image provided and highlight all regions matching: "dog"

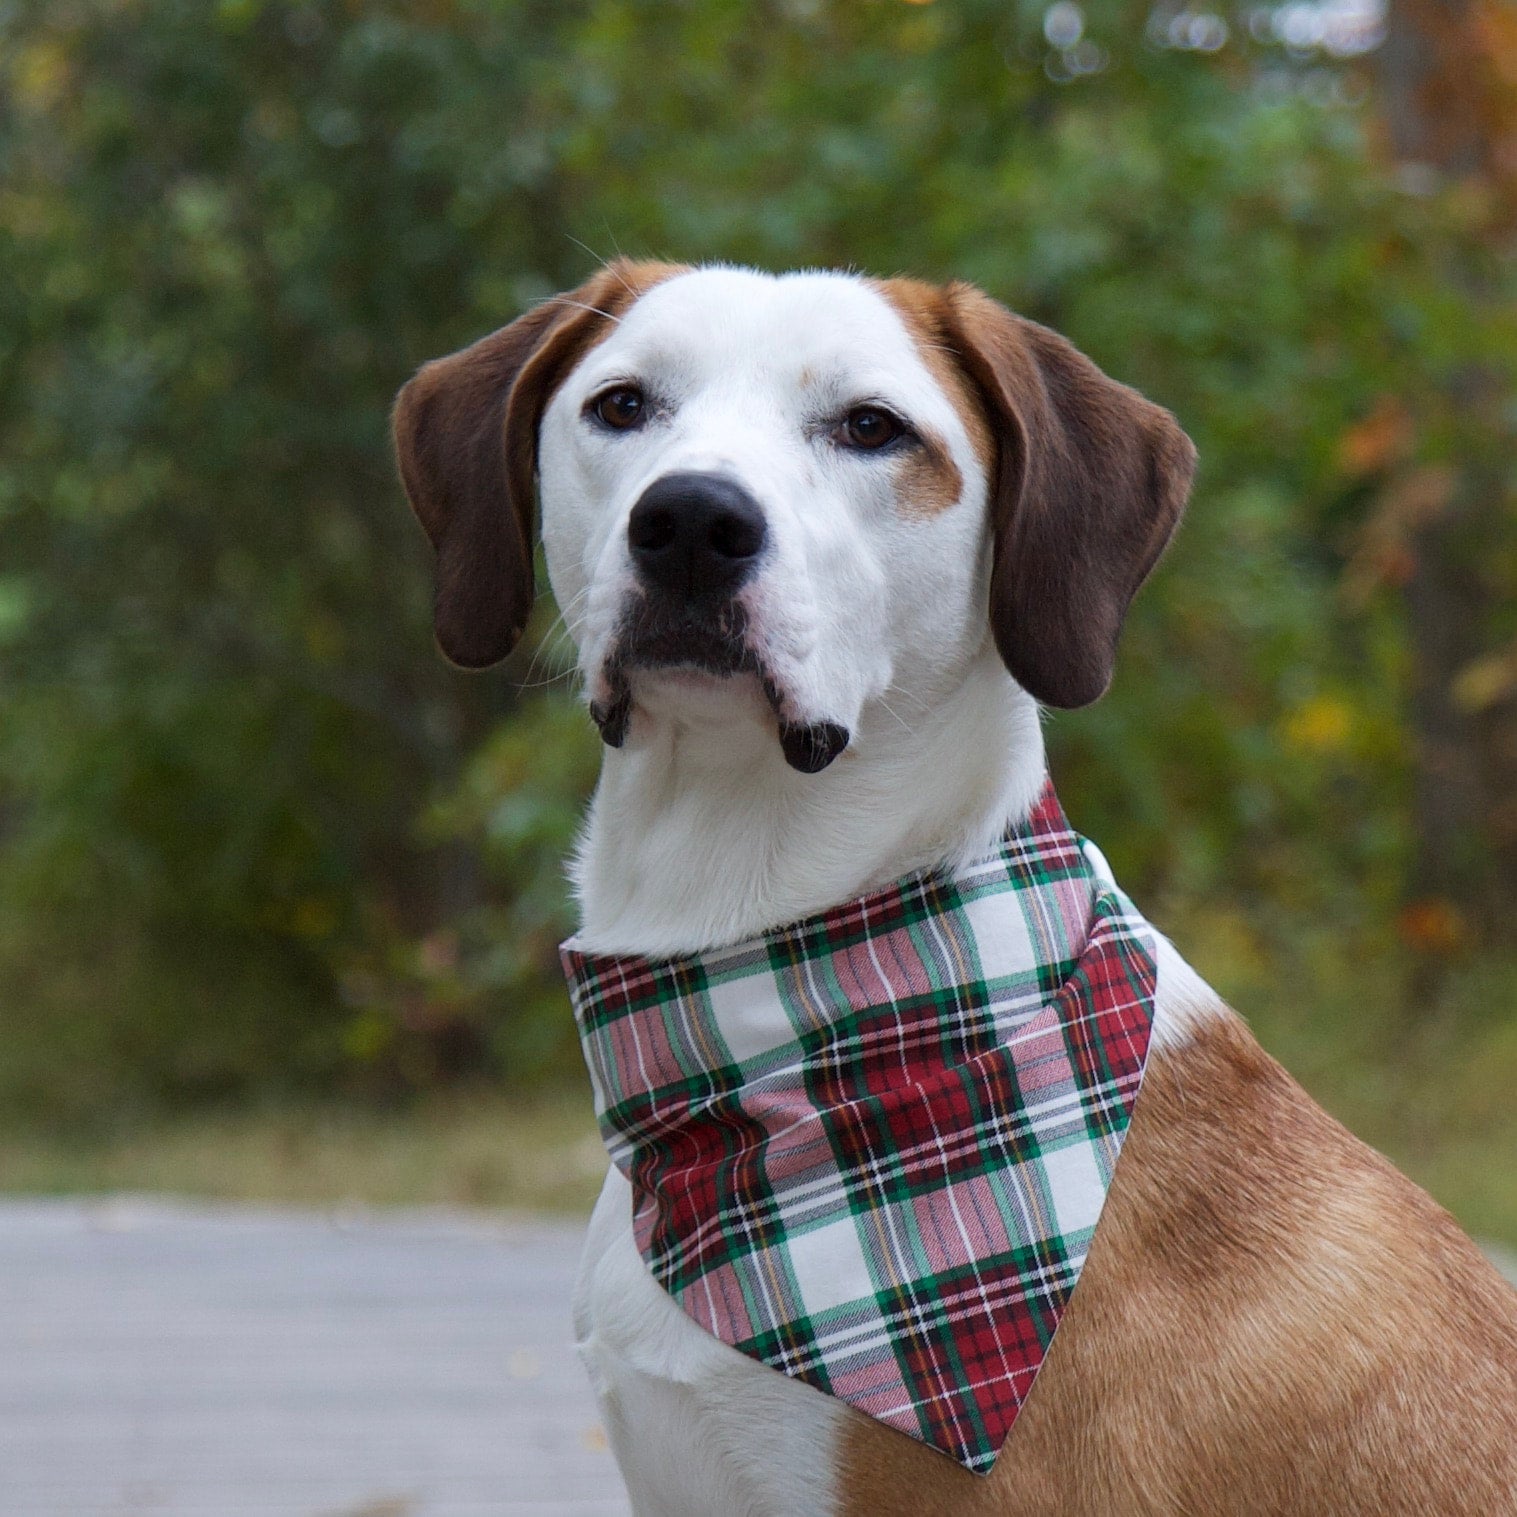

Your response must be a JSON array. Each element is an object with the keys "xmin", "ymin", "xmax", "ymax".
[{"xmin": 395, "ymin": 260, "xmax": 1517, "ymax": 1516}]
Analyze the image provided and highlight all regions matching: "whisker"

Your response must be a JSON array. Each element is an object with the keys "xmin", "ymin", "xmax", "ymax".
[
  {"xmin": 882, "ymin": 683, "xmax": 933, "ymax": 714},
  {"xmin": 565, "ymin": 232, "xmax": 610, "ymax": 268},
  {"xmin": 602, "ymin": 221, "xmax": 629, "ymax": 263},
  {"xmin": 519, "ymin": 585, "xmax": 592, "ymax": 690},
  {"xmin": 565, "ymin": 234, "xmax": 637, "ymax": 300},
  {"xmin": 518, "ymin": 629, "xmax": 583, "ymax": 691},
  {"xmin": 876, "ymin": 694, "xmax": 916, "ymax": 737},
  {"xmin": 555, "ymin": 298, "xmax": 622, "ymax": 324}
]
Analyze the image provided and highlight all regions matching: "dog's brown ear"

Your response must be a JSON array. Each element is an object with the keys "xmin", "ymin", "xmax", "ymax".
[
  {"xmin": 943, "ymin": 284, "xmax": 1196, "ymax": 708},
  {"xmin": 392, "ymin": 271, "xmax": 630, "ymax": 669}
]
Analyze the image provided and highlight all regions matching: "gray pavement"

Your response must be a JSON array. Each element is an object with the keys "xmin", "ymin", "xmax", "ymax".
[
  {"xmin": 2, "ymin": 1198, "xmax": 1512, "ymax": 1517},
  {"xmin": 0, "ymin": 1198, "xmax": 630, "ymax": 1517}
]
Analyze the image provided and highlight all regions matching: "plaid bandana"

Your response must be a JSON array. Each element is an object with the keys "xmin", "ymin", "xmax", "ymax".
[{"xmin": 561, "ymin": 782, "xmax": 1156, "ymax": 1475}]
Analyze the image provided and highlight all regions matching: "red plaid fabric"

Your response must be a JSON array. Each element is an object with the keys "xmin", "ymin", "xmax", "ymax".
[{"xmin": 562, "ymin": 782, "xmax": 1157, "ymax": 1474}]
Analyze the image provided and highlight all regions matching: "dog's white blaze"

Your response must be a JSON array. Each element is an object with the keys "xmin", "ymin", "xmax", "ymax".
[{"xmin": 540, "ymin": 265, "xmax": 1224, "ymax": 1512}]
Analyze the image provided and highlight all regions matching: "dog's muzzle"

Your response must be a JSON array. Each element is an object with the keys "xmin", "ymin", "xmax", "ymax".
[{"xmin": 590, "ymin": 471, "xmax": 851, "ymax": 774}]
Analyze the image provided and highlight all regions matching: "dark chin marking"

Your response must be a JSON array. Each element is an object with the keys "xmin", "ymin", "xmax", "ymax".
[
  {"xmin": 779, "ymin": 721, "xmax": 850, "ymax": 774},
  {"xmin": 592, "ymin": 619, "xmax": 847, "ymax": 771},
  {"xmin": 590, "ymin": 691, "xmax": 632, "ymax": 748}
]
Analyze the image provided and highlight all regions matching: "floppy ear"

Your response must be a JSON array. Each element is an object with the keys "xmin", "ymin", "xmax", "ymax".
[
  {"xmin": 942, "ymin": 283, "xmax": 1196, "ymax": 709},
  {"xmin": 392, "ymin": 276, "xmax": 621, "ymax": 669}
]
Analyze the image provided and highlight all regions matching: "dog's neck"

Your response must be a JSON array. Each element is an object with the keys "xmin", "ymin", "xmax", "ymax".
[{"xmin": 570, "ymin": 644, "xmax": 1046, "ymax": 955}]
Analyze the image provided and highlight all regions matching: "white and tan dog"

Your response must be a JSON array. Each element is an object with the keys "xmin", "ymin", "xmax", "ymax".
[{"xmin": 396, "ymin": 261, "xmax": 1517, "ymax": 1516}]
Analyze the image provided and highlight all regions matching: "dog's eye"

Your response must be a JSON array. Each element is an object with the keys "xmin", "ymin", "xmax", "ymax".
[
  {"xmin": 591, "ymin": 387, "xmax": 646, "ymax": 431},
  {"xmin": 837, "ymin": 406, "xmax": 906, "ymax": 452}
]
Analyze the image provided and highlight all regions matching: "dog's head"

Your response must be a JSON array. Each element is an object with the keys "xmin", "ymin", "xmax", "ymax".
[{"xmin": 394, "ymin": 262, "xmax": 1195, "ymax": 772}]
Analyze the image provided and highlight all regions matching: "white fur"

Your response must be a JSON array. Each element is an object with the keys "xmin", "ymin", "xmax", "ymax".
[
  {"xmin": 534, "ymin": 267, "xmax": 1224, "ymax": 1514},
  {"xmin": 573, "ymin": 1166, "xmax": 845, "ymax": 1517}
]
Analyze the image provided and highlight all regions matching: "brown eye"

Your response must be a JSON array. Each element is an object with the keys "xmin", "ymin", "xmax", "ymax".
[
  {"xmin": 592, "ymin": 386, "xmax": 646, "ymax": 430},
  {"xmin": 839, "ymin": 406, "xmax": 905, "ymax": 451}
]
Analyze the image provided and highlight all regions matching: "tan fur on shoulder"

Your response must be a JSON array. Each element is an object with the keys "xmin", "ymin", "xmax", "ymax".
[{"xmin": 840, "ymin": 1012, "xmax": 1517, "ymax": 1515}]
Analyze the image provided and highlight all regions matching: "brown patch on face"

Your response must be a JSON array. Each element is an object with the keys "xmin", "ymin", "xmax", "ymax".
[
  {"xmin": 872, "ymin": 277, "xmax": 995, "ymax": 479},
  {"xmin": 393, "ymin": 258, "xmax": 688, "ymax": 668},
  {"xmin": 890, "ymin": 426, "xmax": 964, "ymax": 518},
  {"xmin": 838, "ymin": 1010, "xmax": 1517, "ymax": 1515}
]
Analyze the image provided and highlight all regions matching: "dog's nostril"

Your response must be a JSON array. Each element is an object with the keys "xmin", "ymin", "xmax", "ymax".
[
  {"xmin": 708, "ymin": 509, "xmax": 765, "ymax": 561},
  {"xmin": 629, "ymin": 505, "xmax": 679, "ymax": 555}
]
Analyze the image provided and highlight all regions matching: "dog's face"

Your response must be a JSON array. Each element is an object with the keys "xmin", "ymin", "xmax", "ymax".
[
  {"xmin": 538, "ymin": 267, "xmax": 1002, "ymax": 771},
  {"xmin": 395, "ymin": 262, "xmax": 1195, "ymax": 772}
]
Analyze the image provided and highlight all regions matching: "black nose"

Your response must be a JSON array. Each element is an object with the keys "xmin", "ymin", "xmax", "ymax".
[{"xmin": 627, "ymin": 472, "xmax": 767, "ymax": 599}]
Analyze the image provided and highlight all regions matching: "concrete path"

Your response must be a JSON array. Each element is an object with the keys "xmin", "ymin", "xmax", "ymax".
[
  {"xmin": 3, "ymin": 1198, "xmax": 1512, "ymax": 1517},
  {"xmin": 0, "ymin": 1198, "xmax": 630, "ymax": 1517}
]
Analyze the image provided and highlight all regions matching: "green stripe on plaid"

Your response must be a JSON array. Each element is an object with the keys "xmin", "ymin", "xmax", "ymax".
[{"xmin": 561, "ymin": 780, "xmax": 1157, "ymax": 1475}]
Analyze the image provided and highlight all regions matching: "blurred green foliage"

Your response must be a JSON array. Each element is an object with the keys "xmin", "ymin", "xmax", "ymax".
[{"xmin": 1, "ymin": 0, "xmax": 1514, "ymax": 1143}]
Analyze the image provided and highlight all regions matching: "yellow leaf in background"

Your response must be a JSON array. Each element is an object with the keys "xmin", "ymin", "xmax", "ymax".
[
  {"xmin": 12, "ymin": 42, "xmax": 71, "ymax": 112},
  {"xmin": 1452, "ymin": 647, "xmax": 1517, "ymax": 713},
  {"xmin": 341, "ymin": 1008, "xmax": 393, "ymax": 1063},
  {"xmin": 1282, "ymin": 695, "xmax": 1354, "ymax": 754},
  {"xmin": 1186, "ymin": 907, "xmax": 1269, "ymax": 990}
]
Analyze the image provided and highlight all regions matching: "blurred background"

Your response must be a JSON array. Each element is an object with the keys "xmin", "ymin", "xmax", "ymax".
[{"xmin": 1, "ymin": 0, "xmax": 1514, "ymax": 1243}]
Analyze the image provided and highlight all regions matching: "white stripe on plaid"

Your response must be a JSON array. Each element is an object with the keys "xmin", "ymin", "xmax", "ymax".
[{"xmin": 561, "ymin": 781, "xmax": 1157, "ymax": 1475}]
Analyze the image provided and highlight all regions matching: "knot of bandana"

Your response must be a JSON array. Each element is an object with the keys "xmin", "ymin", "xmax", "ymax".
[{"xmin": 560, "ymin": 782, "xmax": 1157, "ymax": 1475}]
